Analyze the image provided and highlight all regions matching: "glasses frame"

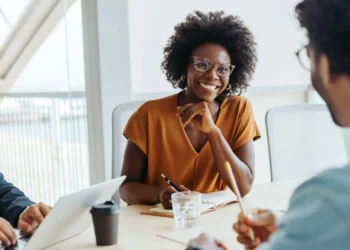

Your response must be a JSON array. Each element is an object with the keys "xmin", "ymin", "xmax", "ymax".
[
  {"xmin": 190, "ymin": 56, "xmax": 235, "ymax": 77},
  {"xmin": 295, "ymin": 45, "xmax": 311, "ymax": 71}
]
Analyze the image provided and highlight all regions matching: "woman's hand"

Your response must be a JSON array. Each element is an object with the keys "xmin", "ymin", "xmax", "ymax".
[
  {"xmin": 177, "ymin": 102, "xmax": 216, "ymax": 133},
  {"xmin": 160, "ymin": 185, "xmax": 190, "ymax": 209}
]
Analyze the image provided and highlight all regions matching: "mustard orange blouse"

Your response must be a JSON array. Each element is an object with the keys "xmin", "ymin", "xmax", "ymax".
[{"xmin": 123, "ymin": 93, "xmax": 261, "ymax": 193}]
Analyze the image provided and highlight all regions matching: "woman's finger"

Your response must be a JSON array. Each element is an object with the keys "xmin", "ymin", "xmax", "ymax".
[
  {"xmin": 177, "ymin": 103, "xmax": 195, "ymax": 116},
  {"xmin": 177, "ymin": 101, "xmax": 207, "ymax": 117},
  {"xmin": 178, "ymin": 185, "xmax": 190, "ymax": 191},
  {"xmin": 160, "ymin": 188, "xmax": 172, "ymax": 209},
  {"xmin": 183, "ymin": 109, "xmax": 206, "ymax": 127},
  {"xmin": 167, "ymin": 186, "xmax": 178, "ymax": 194},
  {"xmin": 181, "ymin": 102, "xmax": 207, "ymax": 116}
]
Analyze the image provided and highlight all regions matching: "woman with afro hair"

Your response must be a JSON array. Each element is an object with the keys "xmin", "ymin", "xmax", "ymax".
[{"xmin": 120, "ymin": 11, "xmax": 261, "ymax": 208}]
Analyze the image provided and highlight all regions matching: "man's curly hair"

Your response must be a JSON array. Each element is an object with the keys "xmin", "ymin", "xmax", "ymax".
[
  {"xmin": 295, "ymin": 0, "xmax": 350, "ymax": 75},
  {"xmin": 161, "ymin": 11, "xmax": 258, "ymax": 99}
]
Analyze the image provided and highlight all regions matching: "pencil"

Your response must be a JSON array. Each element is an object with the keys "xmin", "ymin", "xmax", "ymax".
[
  {"xmin": 160, "ymin": 173, "xmax": 181, "ymax": 192},
  {"xmin": 224, "ymin": 161, "xmax": 254, "ymax": 241}
]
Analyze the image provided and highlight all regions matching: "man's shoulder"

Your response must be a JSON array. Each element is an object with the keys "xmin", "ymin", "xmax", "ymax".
[
  {"xmin": 294, "ymin": 164, "xmax": 350, "ymax": 200},
  {"xmin": 261, "ymin": 165, "xmax": 350, "ymax": 250},
  {"xmin": 285, "ymin": 164, "xmax": 350, "ymax": 227}
]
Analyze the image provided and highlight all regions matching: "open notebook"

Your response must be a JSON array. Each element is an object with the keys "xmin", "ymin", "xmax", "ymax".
[{"xmin": 141, "ymin": 189, "xmax": 237, "ymax": 218}]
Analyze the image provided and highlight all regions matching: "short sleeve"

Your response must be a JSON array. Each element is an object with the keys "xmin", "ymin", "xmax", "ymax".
[
  {"xmin": 123, "ymin": 104, "xmax": 148, "ymax": 155},
  {"xmin": 257, "ymin": 183, "xmax": 350, "ymax": 250},
  {"xmin": 231, "ymin": 98, "xmax": 261, "ymax": 150}
]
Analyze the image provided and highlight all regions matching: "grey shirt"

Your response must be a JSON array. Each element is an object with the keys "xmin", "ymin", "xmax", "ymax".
[{"xmin": 258, "ymin": 164, "xmax": 350, "ymax": 250}]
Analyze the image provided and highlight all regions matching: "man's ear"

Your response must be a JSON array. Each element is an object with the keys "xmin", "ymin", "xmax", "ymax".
[{"xmin": 318, "ymin": 53, "xmax": 332, "ymax": 85}]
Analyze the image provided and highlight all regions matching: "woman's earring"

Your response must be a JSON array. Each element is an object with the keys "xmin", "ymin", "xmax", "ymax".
[
  {"xmin": 226, "ymin": 84, "xmax": 232, "ymax": 90},
  {"xmin": 175, "ymin": 75, "xmax": 186, "ymax": 88}
]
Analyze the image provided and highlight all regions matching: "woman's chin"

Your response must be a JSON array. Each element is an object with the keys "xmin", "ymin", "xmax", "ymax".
[{"xmin": 194, "ymin": 94, "xmax": 217, "ymax": 103}]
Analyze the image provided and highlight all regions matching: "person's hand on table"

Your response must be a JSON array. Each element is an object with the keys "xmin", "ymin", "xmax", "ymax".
[
  {"xmin": 233, "ymin": 208, "xmax": 283, "ymax": 250},
  {"xmin": 0, "ymin": 217, "xmax": 16, "ymax": 247},
  {"xmin": 186, "ymin": 233, "xmax": 228, "ymax": 250},
  {"xmin": 160, "ymin": 185, "xmax": 190, "ymax": 209},
  {"xmin": 18, "ymin": 203, "xmax": 52, "ymax": 234}
]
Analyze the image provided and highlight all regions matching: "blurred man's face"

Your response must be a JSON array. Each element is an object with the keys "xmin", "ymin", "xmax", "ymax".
[{"xmin": 309, "ymin": 47, "xmax": 342, "ymax": 126}]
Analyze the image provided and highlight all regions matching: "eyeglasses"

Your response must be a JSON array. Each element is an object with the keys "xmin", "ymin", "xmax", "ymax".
[
  {"xmin": 190, "ymin": 56, "xmax": 235, "ymax": 77},
  {"xmin": 295, "ymin": 45, "xmax": 311, "ymax": 71}
]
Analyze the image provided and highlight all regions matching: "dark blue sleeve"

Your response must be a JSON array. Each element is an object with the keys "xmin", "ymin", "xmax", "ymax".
[{"xmin": 0, "ymin": 172, "xmax": 34, "ymax": 227}]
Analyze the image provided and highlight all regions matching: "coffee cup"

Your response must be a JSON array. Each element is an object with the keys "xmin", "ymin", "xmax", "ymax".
[{"xmin": 90, "ymin": 200, "xmax": 120, "ymax": 246}]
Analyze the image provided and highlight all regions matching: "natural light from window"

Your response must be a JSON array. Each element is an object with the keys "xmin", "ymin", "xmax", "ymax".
[
  {"xmin": 0, "ymin": 0, "xmax": 31, "ymax": 48},
  {"xmin": 11, "ymin": 0, "xmax": 85, "ymax": 92}
]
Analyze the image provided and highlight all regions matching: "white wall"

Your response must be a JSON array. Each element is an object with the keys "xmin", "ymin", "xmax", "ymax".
[{"xmin": 128, "ymin": 0, "xmax": 310, "ymax": 94}]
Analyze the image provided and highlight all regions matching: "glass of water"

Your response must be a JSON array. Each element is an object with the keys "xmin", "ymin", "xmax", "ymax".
[{"xmin": 171, "ymin": 191, "xmax": 201, "ymax": 229}]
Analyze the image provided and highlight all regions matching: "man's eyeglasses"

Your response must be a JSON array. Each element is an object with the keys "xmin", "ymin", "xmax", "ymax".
[
  {"xmin": 295, "ymin": 45, "xmax": 311, "ymax": 71},
  {"xmin": 190, "ymin": 56, "xmax": 235, "ymax": 78}
]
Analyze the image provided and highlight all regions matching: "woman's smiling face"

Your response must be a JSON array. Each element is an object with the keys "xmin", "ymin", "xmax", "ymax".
[{"xmin": 186, "ymin": 43, "xmax": 232, "ymax": 102}]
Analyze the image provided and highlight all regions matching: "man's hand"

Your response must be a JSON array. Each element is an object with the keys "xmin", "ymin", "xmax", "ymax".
[
  {"xmin": 0, "ymin": 218, "xmax": 16, "ymax": 247},
  {"xmin": 160, "ymin": 185, "xmax": 189, "ymax": 209},
  {"xmin": 233, "ymin": 209, "xmax": 282, "ymax": 250},
  {"xmin": 187, "ymin": 233, "xmax": 227, "ymax": 250},
  {"xmin": 18, "ymin": 203, "xmax": 51, "ymax": 233}
]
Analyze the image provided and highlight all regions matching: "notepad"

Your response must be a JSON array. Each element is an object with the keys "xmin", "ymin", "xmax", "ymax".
[{"xmin": 141, "ymin": 189, "xmax": 237, "ymax": 218}]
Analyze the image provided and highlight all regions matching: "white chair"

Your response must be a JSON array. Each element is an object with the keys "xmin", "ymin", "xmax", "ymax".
[
  {"xmin": 111, "ymin": 101, "xmax": 145, "ymax": 205},
  {"xmin": 266, "ymin": 104, "xmax": 348, "ymax": 182}
]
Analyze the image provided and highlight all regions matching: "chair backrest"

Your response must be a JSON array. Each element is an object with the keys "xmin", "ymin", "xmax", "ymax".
[
  {"xmin": 266, "ymin": 104, "xmax": 348, "ymax": 182},
  {"xmin": 112, "ymin": 100, "xmax": 145, "ymax": 178},
  {"xmin": 111, "ymin": 101, "xmax": 145, "ymax": 204}
]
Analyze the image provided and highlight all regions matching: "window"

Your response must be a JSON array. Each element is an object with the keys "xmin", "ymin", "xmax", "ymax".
[
  {"xmin": 0, "ymin": 0, "xmax": 89, "ymax": 205},
  {"xmin": 0, "ymin": 0, "xmax": 30, "ymax": 47}
]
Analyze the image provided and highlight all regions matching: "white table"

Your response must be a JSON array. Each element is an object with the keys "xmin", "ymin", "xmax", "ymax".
[{"xmin": 47, "ymin": 176, "xmax": 310, "ymax": 250}]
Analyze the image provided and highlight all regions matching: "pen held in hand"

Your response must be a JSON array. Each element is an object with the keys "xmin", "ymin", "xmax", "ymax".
[
  {"xmin": 161, "ymin": 173, "xmax": 181, "ymax": 192},
  {"xmin": 224, "ymin": 161, "xmax": 255, "ymax": 241}
]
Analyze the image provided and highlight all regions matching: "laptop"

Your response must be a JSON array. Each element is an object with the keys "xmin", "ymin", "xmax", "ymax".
[{"xmin": 3, "ymin": 176, "xmax": 126, "ymax": 250}]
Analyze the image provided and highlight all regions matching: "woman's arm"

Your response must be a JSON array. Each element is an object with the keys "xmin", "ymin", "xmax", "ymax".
[
  {"xmin": 119, "ymin": 141, "xmax": 163, "ymax": 205},
  {"xmin": 208, "ymin": 127, "xmax": 255, "ymax": 197},
  {"xmin": 178, "ymin": 101, "xmax": 256, "ymax": 197}
]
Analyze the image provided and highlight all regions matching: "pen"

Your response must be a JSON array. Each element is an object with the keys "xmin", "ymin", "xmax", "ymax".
[
  {"xmin": 160, "ymin": 173, "xmax": 181, "ymax": 192},
  {"xmin": 224, "ymin": 161, "xmax": 255, "ymax": 241}
]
